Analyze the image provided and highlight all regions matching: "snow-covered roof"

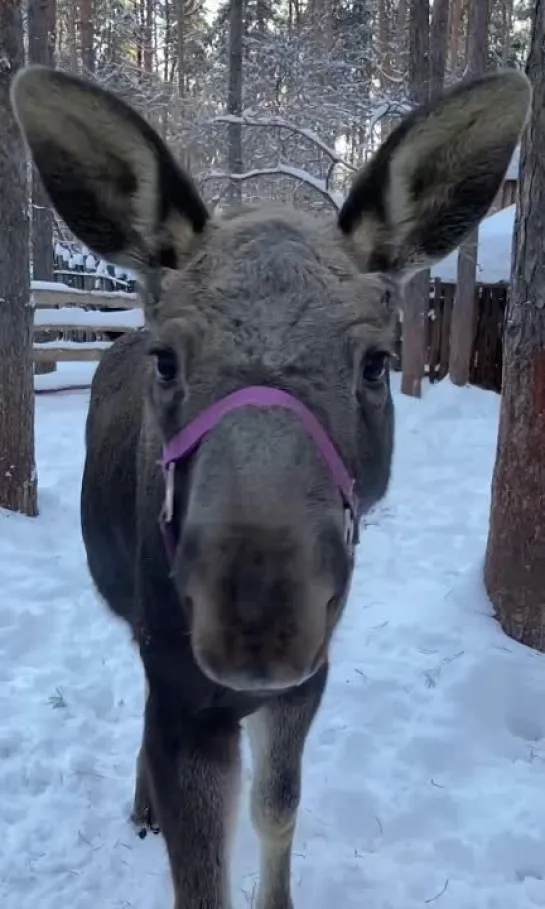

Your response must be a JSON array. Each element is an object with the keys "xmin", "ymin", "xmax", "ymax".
[{"xmin": 431, "ymin": 203, "xmax": 515, "ymax": 285}]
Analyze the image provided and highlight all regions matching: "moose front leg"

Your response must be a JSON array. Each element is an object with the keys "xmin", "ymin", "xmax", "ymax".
[
  {"xmin": 143, "ymin": 692, "xmax": 242, "ymax": 909},
  {"xmin": 131, "ymin": 739, "xmax": 159, "ymax": 833},
  {"xmin": 131, "ymin": 680, "xmax": 160, "ymax": 834},
  {"xmin": 247, "ymin": 667, "xmax": 328, "ymax": 909}
]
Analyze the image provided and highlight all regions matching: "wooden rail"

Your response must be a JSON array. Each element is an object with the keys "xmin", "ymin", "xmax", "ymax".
[
  {"xmin": 34, "ymin": 306, "xmax": 143, "ymax": 333},
  {"xmin": 34, "ymin": 342, "xmax": 112, "ymax": 363},
  {"xmin": 32, "ymin": 285, "xmax": 138, "ymax": 310},
  {"xmin": 32, "ymin": 284, "xmax": 141, "ymax": 366}
]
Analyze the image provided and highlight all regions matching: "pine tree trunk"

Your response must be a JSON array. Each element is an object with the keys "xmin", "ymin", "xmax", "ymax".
[
  {"xmin": 79, "ymin": 0, "xmax": 94, "ymax": 74},
  {"xmin": 29, "ymin": 0, "xmax": 57, "ymax": 376},
  {"xmin": 429, "ymin": 0, "xmax": 449, "ymax": 101},
  {"xmin": 0, "ymin": 0, "xmax": 39, "ymax": 516},
  {"xmin": 227, "ymin": 0, "xmax": 243, "ymax": 207},
  {"xmin": 176, "ymin": 0, "xmax": 185, "ymax": 98},
  {"xmin": 67, "ymin": 0, "xmax": 78, "ymax": 70},
  {"xmin": 448, "ymin": 0, "xmax": 464, "ymax": 73},
  {"xmin": 484, "ymin": 0, "xmax": 545, "ymax": 650},
  {"xmin": 144, "ymin": 0, "xmax": 153, "ymax": 73},
  {"xmin": 449, "ymin": 0, "xmax": 489, "ymax": 387},
  {"xmin": 28, "ymin": 0, "xmax": 56, "ymax": 285},
  {"xmin": 401, "ymin": 0, "xmax": 430, "ymax": 398},
  {"xmin": 378, "ymin": 0, "xmax": 391, "ymax": 142}
]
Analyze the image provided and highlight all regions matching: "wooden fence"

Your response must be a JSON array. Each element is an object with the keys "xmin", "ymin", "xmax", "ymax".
[
  {"xmin": 390, "ymin": 279, "xmax": 508, "ymax": 393},
  {"xmin": 32, "ymin": 284, "xmax": 142, "ymax": 366},
  {"xmin": 33, "ymin": 278, "xmax": 509, "ymax": 394},
  {"xmin": 52, "ymin": 243, "xmax": 137, "ymax": 294}
]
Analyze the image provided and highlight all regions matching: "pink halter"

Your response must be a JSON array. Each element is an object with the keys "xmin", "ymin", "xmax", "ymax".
[{"xmin": 160, "ymin": 386, "xmax": 359, "ymax": 558}]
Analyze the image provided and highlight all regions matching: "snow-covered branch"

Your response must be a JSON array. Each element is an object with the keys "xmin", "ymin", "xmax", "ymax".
[
  {"xmin": 198, "ymin": 164, "xmax": 344, "ymax": 211},
  {"xmin": 367, "ymin": 97, "xmax": 413, "ymax": 129},
  {"xmin": 209, "ymin": 114, "xmax": 356, "ymax": 174}
]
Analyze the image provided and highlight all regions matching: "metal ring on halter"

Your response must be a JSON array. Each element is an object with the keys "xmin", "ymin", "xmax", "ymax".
[{"xmin": 163, "ymin": 461, "xmax": 176, "ymax": 525}]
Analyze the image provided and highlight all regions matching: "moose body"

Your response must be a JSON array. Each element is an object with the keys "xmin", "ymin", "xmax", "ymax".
[{"xmin": 12, "ymin": 65, "xmax": 530, "ymax": 908}]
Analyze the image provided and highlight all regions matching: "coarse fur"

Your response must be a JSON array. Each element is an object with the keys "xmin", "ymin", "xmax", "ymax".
[{"xmin": 12, "ymin": 65, "xmax": 530, "ymax": 908}]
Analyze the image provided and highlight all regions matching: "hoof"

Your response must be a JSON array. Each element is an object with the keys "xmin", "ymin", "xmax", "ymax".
[
  {"xmin": 136, "ymin": 824, "xmax": 160, "ymax": 840},
  {"xmin": 131, "ymin": 802, "xmax": 160, "ymax": 837}
]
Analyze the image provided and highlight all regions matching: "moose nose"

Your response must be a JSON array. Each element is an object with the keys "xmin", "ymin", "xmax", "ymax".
[
  {"xmin": 178, "ymin": 522, "xmax": 327, "ymax": 692},
  {"xmin": 182, "ymin": 522, "xmax": 298, "ymax": 621}
]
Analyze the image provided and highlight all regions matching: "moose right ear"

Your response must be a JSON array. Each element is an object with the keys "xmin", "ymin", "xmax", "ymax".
[
  {"xmin": 338, "ymin": 70, "xmax": 530, "ymax": 279},
  {"xmin": 11, "ymin": 65, "xmax": 208, "ymax": 281}
]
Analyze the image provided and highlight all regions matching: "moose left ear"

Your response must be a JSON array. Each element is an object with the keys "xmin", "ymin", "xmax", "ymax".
[
  {"xmin": 338, "ymin": 70, "xmax": 531, "ymax": 279},
  {"xmin": 11, "ymin": 65, "xmax": 208, "ymax": 286}
]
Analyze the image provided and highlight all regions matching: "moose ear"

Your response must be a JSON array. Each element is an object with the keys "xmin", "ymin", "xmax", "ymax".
[
  {"xmin": 338, "ymin": 70, "xmax": 531, "ymax": 279},
  {"xmin": 11, "ymin": 65, "xmax": 208, "ymax": 279}
]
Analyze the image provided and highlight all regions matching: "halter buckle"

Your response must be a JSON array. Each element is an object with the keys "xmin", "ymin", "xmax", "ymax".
[{"xmin": 164, "ymin": 462, "xmax": 175, "ymax": 524}]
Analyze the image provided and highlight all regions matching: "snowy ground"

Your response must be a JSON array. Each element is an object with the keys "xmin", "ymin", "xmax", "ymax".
[
  {"xmin": 2, "ymin": 374, "xmax": 545, "ymax": 909},
  {"xmin": 34, "ymin": 361, "xmax": 98, "ymax": 394}
]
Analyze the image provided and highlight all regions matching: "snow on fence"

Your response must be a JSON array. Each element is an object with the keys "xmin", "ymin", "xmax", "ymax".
[
  {"xmin": 52, "ymin": 240, "xmax": 137, "ymax": 293},
  {"xmin": 32, "ymin": 282, "xmax": 142, "ymax": 365}
]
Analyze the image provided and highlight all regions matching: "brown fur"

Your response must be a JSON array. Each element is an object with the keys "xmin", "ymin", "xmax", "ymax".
[{"xmin": 11, "ymin": 66, "xmax": 529, "ymax": 908}]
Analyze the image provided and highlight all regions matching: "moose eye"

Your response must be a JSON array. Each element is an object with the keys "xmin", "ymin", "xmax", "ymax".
[
  {"xmin": 152, "ymin": 346, "xmax": 178, "ymax": 385},
  {"xmin": 361, "ymin": 349, "xmax": 389, "ymax": 384}
]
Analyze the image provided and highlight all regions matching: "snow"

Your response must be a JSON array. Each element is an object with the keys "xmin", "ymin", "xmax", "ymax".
[
  {"xmin": 34, "ymin": 307, "xmax": 144, "ymax": 330},
  {"xmin": 2, "ymin": 374, "xmax": 545, "ymax": 909},
  {"xmin": 432, "ymin": 204, "xmax": 515, "ymax": 285},
  {"xmin": 34, "ymin": 362, "xmax": 98, "ymax": 393},
  {"xmin": 53, "ymin": 242, "xmax": 136, "ymax": 288},
  {"xmin": 506, "ymin": 145, "xmax": 521, "ymax": 181},
  {"xmin": 33, "ymin": 340, "xmax": 112, "ymax": 351},
  {"xmin": 31, "ymin": 280, "xmax": 72, "ymax": 292},
  {"xmin": 54, "ymin": 242, "xmax": 69, "ymax": 262}
]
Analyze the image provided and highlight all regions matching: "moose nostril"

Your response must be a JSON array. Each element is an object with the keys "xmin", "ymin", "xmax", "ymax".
[
  {"xmin": 250, "ymin": 550, "xmax": 265, "ymax": 569},
  {"xmin": 270, "ymin": 578, "xmax": 291, "ymax": 606},
  {"xmin": 181, "ymin": 528, "xmax": 201, "ymax": 563},
  {"xmin": 183, "ymin": 595, "xmax": 194, "ymax": 619},
  {"xmin": 247, "ymin": 640, "xmax": 262, "ymax": 658}
]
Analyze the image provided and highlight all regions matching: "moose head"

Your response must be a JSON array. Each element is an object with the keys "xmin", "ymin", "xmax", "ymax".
[{"xmin": 12, "ymin": 66, "xmax": 529, "ymax": 690}]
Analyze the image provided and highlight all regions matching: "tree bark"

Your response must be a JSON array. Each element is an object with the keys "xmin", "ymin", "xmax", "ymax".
[
  {"xmin": 28, "ymin": 0, "xmax": 58, "ymax": 375},
  {"xmin": 449, "ymin": 0, "xmax": 489, "ymax": 386},
  {"xmin": 67, "ymin": 0, "xmax": 78, "ymax": 70},
  {"xmin": 227, "ymin": 0, "xmax": 243, "ymax": 207},
  {"xmin": 144, "ymin": 0, "xmax": 153, "ymax": 74},
  {"xmin": 448, "ymin": 0, "xmax": 465, "ymax": 74},
  {"xmin": 176, "ymin": 0, "xmax": 185, "ymax": 98},
  {"xmin": 79, "ymin": 0, "xmax": 94, "ymax": 73},
  {"xmin": 484, "ymin": 0, "xmax": 545, "ymax": 650},
  {"xmin": 164, "ymin": 0, "xmax": 171, "ymax": 81},
  {"xmin": 28, "ymin": 0, "xmax": 56, "ymax": 284},
  {"xmin": 499, "ymin": 0, "xmax": 515, "ymax": 66},
  {"xmin": 0, "ymin": 0, "xmax": 39, "ymax": 516},
  {"xmin": 401, "ymin": 0, "xmax": 430, "ymax": 398},
  {"xmin": 430, "ymin": 0, "xmax": 450, "ymax": 100}
]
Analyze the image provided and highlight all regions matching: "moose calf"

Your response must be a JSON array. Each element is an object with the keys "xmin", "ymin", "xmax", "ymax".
[{"xmin": 12, "ymin": 65, "xmax": 529, "ymax": 908}]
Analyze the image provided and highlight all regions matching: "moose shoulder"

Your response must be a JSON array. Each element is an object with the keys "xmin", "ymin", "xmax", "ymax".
[{"xmin": 12, "ymin": 65, "xmax": 529, "ymax": 909}]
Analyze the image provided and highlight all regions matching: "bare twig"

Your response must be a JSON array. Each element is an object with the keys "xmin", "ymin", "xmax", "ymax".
[{"xmin": 425, "ymin": 879, "xmax": 449, "ymax": 903}]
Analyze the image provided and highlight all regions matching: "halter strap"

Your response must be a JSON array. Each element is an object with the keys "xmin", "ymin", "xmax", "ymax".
[{"xmin": 160, "ymin": 386, "xmax": 359, "ymax": 558}]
